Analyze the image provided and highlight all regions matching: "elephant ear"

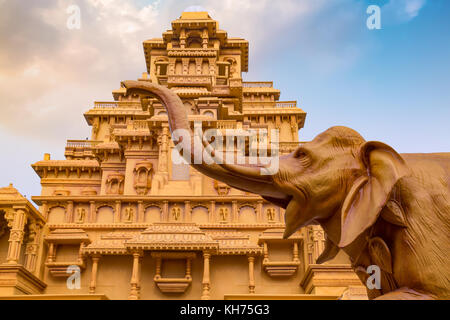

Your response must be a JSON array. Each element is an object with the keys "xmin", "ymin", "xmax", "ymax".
[{"xmin": 339, "ymin": 141, "xmax": 409, "ymax": 248}]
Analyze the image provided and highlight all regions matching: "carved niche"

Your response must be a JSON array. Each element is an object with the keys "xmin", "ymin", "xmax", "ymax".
[
  {"xmin": 133, "ymin": 161, "xmax": 153, "ymax": 195},
  {"xmin": 106, "ymin": 172, "xmax": 125, "ymax": 195}
]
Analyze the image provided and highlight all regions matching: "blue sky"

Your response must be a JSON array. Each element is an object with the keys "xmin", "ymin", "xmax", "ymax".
[{"xmin": 0, "ymin": 0, "xmax": 448, "ymax": 200}]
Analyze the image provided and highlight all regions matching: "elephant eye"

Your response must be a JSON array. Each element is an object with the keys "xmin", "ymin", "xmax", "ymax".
[
  {"xmin": 294, "ymin": 148, "xmax": 311, "ymax": 166},
  {"xmin": 294, "ymin": 148, "xmax": 307, "ymax": 158}
]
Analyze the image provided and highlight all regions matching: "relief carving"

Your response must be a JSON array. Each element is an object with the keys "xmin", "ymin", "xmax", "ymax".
[
  {"xmin": 75, "ymin": 208, "xmax": 86, "ymax": 223},
  {"xmin": 124, "ymin": 206, "xmax": 134, "ymax": 223},
  {"xmin": 213, "ymin": 180, "xmax": 230, "ymax": 196}
]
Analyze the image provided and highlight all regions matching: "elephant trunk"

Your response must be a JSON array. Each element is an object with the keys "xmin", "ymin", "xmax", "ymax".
[{"xmin": 121, "ymin": 80, "xmax": 286, "ymax": 199}]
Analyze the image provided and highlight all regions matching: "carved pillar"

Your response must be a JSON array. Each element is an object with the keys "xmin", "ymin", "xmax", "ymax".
[
  {"xmin": 163, "ymin": 201, "xmax": 169, "ymax": 222},
  {"xmin": 280, "ymin": 208, "xmax": 285, "ymax": 223},
  {"xmin": 185, "ymin": 201, "xmax": 191, "ymax": 222},
  {"xmin": 89, "ymin": 201, "xmax": 95, "ymax": 223},
  {"xmin": 195, "ymin": 58, "xmax": 203, "ymax": 75},
  {"xmin": 209, "ymin": 201, "xmax": 215, "ymax": 223},
  {"xmin": 201, "ymin": 251, "xmax": 211, "ymax": 300},
  {"xmin": 158, "ymin": 126, "xmax": 169, "ymax": 173},
  {"xmin": 232, "ymin": 201, "xmax": 238, "ymax": 223},
  {"xmin": 114, "ymin": 201, "xmax": 121, "ymax": 223},
  {"xmin": 180, "ymin": 28, "xmax": 186, "ymax": 48},
  {"xmin": 168, "ymin": 58, "xmax": 176, "ymax": 75},
  {"xmin": 290, "ymin": 117, "xmax": 299, "ymax": 141},
  {"xmin": 137, "ymin": 255, "xmax": 142, "ymax": 292},
  {"xmin": 89, "ymin": 255, "xmax": 100, "ymax": 294},
  {"xmin": 311, "ymin": 225, "xmax": 326, "ymax": 263},
  {"xmin": 186, "ymin": 258, "xmax": 192, "ymax": 280},
  {"xmin": 40, "ymin": 201, "xmax": 48, "ymax": 220},
  {"xmin": 66, "ymin": 201, "xmax": 74, "ymax": 223},
  {"xmin": 208, "ymin": 58, "xmax": 216, "ymax": 76},
  {"xmin": 47, "ymin": 243, "xmax": 56, "ymax": 263},
  {"xmin": 182, "ymin": 58, "xmax": 189, "ymax": 75},
  {"xmin": 202, "ymin": 28, "xmax": 208, "ymax": 49},
  {"xmin": 137, "ymin": 201, "xmax": 144, "ymax": 223},
  {"xmin": 6, "ymin": 208, "xmax": 27, "ymax": 264},
  {"xmin": 256, "ymin": 200, "xmax": 263, "ymax": 223},
  {"xmin": 293, "ymin": 241, "xmax": 300, "ymax": 263},
  {"xmin": 155, "ymin": 256, "xmax": 162, "ymax": 280},
  {"xmin": 129, "ymin": 251, "xmax": 142, "ymax": 300},
  {"xmin": 248, "ymin": 255, "xmax": 255, "ymax": 294},
  {"xmin": 24, "ymin": 221, "xmax": 41, "ymax": 272},
  {"xmin": 263, "ymin": 242, "xmax": 269, "ymax": 263}
]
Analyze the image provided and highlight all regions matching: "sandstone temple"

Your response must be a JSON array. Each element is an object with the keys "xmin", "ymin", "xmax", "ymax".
[{"xmin": 0, "ymin": 11, "xmax": 367, "ymax": 300}]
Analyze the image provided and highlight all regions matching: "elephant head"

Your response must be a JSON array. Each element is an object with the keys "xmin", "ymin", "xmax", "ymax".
[{"xmin": 122, "ymin": 81, "xmax": 409, "ymax": 252}]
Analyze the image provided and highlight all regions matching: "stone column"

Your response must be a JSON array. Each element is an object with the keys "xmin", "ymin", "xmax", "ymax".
[
  {"xmin": 184, "ymin": 201, "xmax": 191, "ymax": 222},
  {"xmin": 182, "ymin": 58, "xmax": 189, "ymax": 75},
  {"xmin": 209, "ymin": 201, "xmax": 215, "ymax": 223},
  {"xmin": 24, "ymin": 221, "xmax": 41, "ymax": 272},
  {"xmin": 129, "ymin": 251, "xmax": 142, "ymax": 300},
  {"xmin": 248, "ymin": 255, "xmax": 255, "ymax": 294},
  {"xmin": 195, "ymin": 58, "xmax": 203, "ymax": 75},
  {"xmin": 163, "ymin": 201, "xmax": 169, "ymax": 222},
  {"xmin": 201, "ymin": 251, "xmax": 211, "ymax": 300},
  {"xmin": 256, "ymin": 201, "xmax": 263, "ymax": 223},
  {"xmin": 293, "ymin": 241, "xmax": 300, "ymax": 263},
  {"xmin": 232, "ymin": 201, "xmax": 238, "ymax": 223},
  {"xmin": 155, "ymin": 256, "xmax": 162, "ymax": 280},
  {"xmin": 89, "ymin": 255, "xmax": 100, "ymax": 294},
  {"xmin": 47, "ymin": 243, "xmax": 56, "ymax": 263},
  {"xmin": 6, "ymin": 208, "xmax": 27, "ymax": 264},
  {"xmin": 137, "ymin": 201, "xmax": 144, "ymax": 223},
  {"xmin": 186, "ymin": 258, "xmax": 192, "ymax": 280},
  {"xmin": 114, "ymin": 201, "xmax": 121, "ymax": 223},
  {"xmin": 89, "ymin": 201, "xmax": 96, "ymax": 223},
  {"xmin": 263, "ymin": 242, "xmax": 269, "ymax": 264},
  {"xmin": 66, "ymin": 201, "xmax": 74, "ymax": 223},
  {"xmin": 41, "ymin": 201, "xmax": 48, "ymax": 220}
]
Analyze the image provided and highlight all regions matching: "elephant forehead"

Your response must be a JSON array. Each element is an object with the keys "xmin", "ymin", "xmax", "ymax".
[{"xmin": 311, "ymin": 127, "xmax": 365, "ymax": 151}]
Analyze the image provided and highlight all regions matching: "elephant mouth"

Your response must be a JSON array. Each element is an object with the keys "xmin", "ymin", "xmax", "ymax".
[
  {"xmin": 221, "ymin": 162, "xmax": 309, "ymax": 240},
  {"xmin": 282, "ymin": 185, "xmax": 309, "ymax": 239}
]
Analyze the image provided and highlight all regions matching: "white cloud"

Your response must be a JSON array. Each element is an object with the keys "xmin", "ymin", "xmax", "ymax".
[
  {"xmin": 0, "ymin": 0, "xmax": 332, "ymax": 143},
  {"xmin": 383, "ymin": 0, "xmax": 427, "ymax": 23},
  {"xmin": 0, "ymin": 0, "xmax": 371, "ymax": 151},
  {"xmin": 404, "ymin": 0, "xmax": 427, "ymax": 18}
]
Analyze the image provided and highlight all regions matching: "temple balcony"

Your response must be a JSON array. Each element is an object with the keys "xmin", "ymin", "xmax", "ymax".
[{"xmin": 65, "ymin": 140, "xmax": 102, "ymax": 160}]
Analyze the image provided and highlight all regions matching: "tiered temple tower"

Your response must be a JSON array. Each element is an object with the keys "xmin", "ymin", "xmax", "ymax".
[{"xmin": 0, "ymin": 11, "xmax": 366, "ymax": 299}]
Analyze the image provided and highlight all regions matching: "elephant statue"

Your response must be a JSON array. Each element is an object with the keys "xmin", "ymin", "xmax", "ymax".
[{"xmin": 122, "ymin": 80, "xmax": 450, "ymax": 300}]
